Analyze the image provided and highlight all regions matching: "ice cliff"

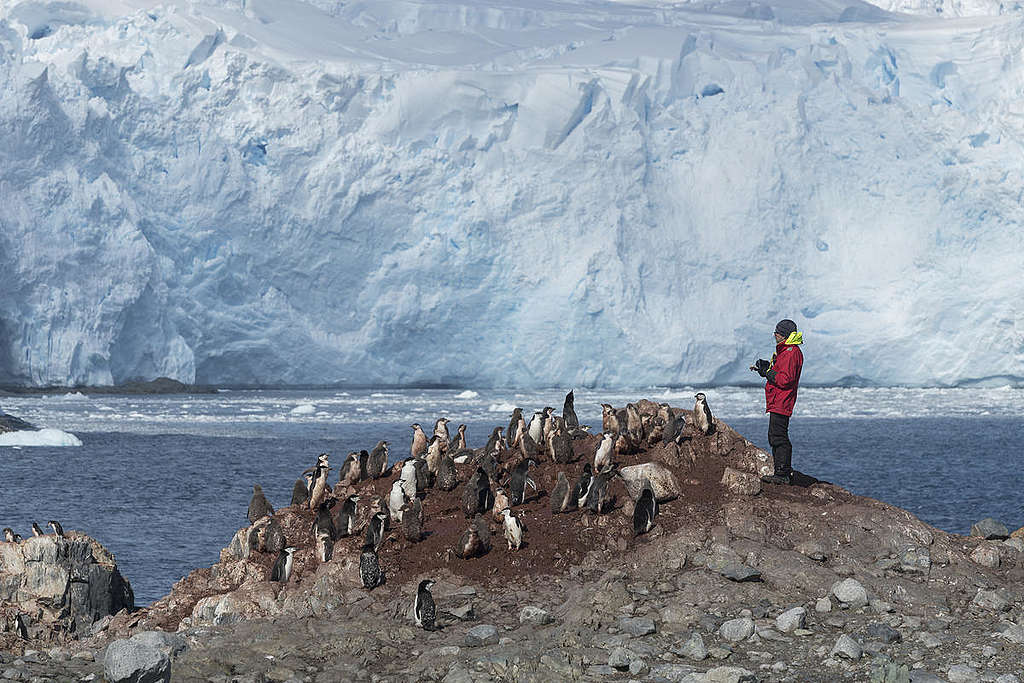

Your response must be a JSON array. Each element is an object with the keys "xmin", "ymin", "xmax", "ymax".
[{"xmin": 0, "ymin": 0, "xmax": 1021, "ymax": 388}]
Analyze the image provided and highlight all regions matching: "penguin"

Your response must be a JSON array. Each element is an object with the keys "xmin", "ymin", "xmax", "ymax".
[
  {"xmin": 475, "ymin": 451, "xmax": 499, "ymax": 481},
  {"xmin": 507, "ymin": 408, "xmax": 524, "ymax": 446},
  {"xmin": 338, "ymin": 453, "xmax": 361, "ymax": 487},
  {"xmin": 483, "ymin": 426, "xmax": 504, "ymax": 456},
  {"xmin": 455, "ymin": 515, "xmax": 490, "ymax": 559},
  {"xmin": 290, "ymin": 474, "xmax": 310, "ymax": 507},
  {"xmin": 359, "ymin": 542, "xmax": 384, "ymax": 589},
  {"xmin": 402, "ymin": 497, "xmax": 424, "ymax": 543},
  {"xmin": 563, "ymin": 389, "xmax": 579, "ymax": 428},
  {"xmin": 437, "ymin": 451, "xmax": 458, "ymax": 491},
  {"xmin": 508, "ymin": 458, "xmax": 538, "ymax": 506},
  {"xmin": 571, "ymin": 463, "xmax": 593, "ymax": 510},
  {"xmin": 308, "ymin": 456, "xmax": 330, "ymax": 510},
  {"xmin": 357, "ymin": 449, "xmax": 370, "ymax": 481},
  {"xmin": 517, "ymin": 417, "xmax": 542, "ymax": 459},
  {"xmin": 364, "ymin": 510, "xmax": 388, "ymax": 551},
  {"xmin": 367, "ymin": 441, "xmax": 390, "ymax": 479},
  {"xmin": 694, "ymin": 393, "xmax": 715, "ymax": 435},
  {"xmin": 389, "ymin": 480, "xmax": 407, "ymax": 524},
  {"xmin": 410, "ymin": 423, "xmax": 429, "ymax": 457},
  {"xmin": 374, "ymin": 496, "xmax": 392, "ymax": 531},
  {"xmin": 248, "ymin": 484, "xmax": 274, "ymax": 524},
  {"xmin": 432, "ymin": 417, "xmax": 451, "ymax": 447},
  {"xmin": 413, "ymin": 456, "xmax": 432, "ymax": 491},
  {"xmin": 247, "ymin": 516, "xmax": 270, "ymax": 555},
  {"xmin": 47, "ymin": 520, "xmax": 64, "ymax": 537},
  {"xmin": 462, "ymin": 467, "xmax": 491, "ymax": 518},
  {"xmin": 400, "ymin": 459, "xmax": 418, "ymax": 500},
  {"xmin": 550, "ymin": 471, "xmax": 572, "ymax": 514},
  {"xmin": 600, "ymin": 404, "xmax": 620, "ymax": 434},
  {"xmin": 414, "ymin": 579, "xmax": 437, "ymax": 631},
  {"xmin": 425, "ymin": 436, "xmax": 444, "ymax": 477},
  {"xmin": 662, "ymin": 406, "xmax": 684, "ymax": 445},
  {"xmin": 452, "ymin": 424, "xmax": 468, "ymax": 451},
  {"xmin": 593, "ymin": 433, "xmax": 614, "ymax": 471},
  {"xmin": 501, "ymin": 508, "xmax": 525, "ymax": 551},
  {"xmin": 13, "ymin": 613, "xmax": 29, "ymax": 640},
  {"xmin": 548, "ymin": 418, "xmax": 573, "ymax": 464},
  {"xmin": 542, "ymin": 407, "xmax": 557, "ymax": 443},
  {"xmin": 584, "ymin": 464, "xmax": 617, "ymax": 514},
  {"xmin": 31, "ymin": 522, "xmax": 43, "ymax": 537},
  {"xmin": 3, "ymin": 528, "xmax": 14, "ymax": 542},
  {"xmin": 625, "ymin": 403, "xmax": 644, "ymax": 443},
  {"xmin": 335, "ymin": 494, "xmax": 360, "ymax": 538},
  {"xmin": 527, "ymin": 410, "xmax": 545, "ymax": 445},
  {"xmin": 270, "ymin": 546, "xmax": 297, "ymax": 582},
  {"xmin": 633, "ymin": 482, "xmax": 658, "ymax": 536},
  {"xmin": 264, "ymin": 516, "xmax": 286, "ymax": 554},
  {"xmin": 491, "ymin": 487, "xmax": 510, "ymax": 522},
  {"xmin": 311, "ymin": 500, "xmax": 336, "ymax": 562}
]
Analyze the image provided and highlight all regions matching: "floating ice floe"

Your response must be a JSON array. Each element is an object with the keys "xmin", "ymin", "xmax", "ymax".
[
  {"xmin": 0, "ymin": 429, "xmax": 83, "ymax": 447},
  {"xmin": 290, "ymin": 404, "xmax": 316, "ymax": 415},
  {"xmin": 455, "ymin": 390, "xmax": 479, "ymax": 399},
  {"xmin": 60, "ymin": 392, "xmax": 89, "ymax": 401},
  {"xmin": 488, "ymin": 402, "xmax": 516, "ymax": 413}
]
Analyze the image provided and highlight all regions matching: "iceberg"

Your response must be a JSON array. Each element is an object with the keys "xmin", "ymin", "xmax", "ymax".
[
  {"xmin": 0, "ymin": 0, "xmax": 1021, "ymax": 389},
  {"xmin": 0, "ymin": 428, "xmax": 83, "ymax": 447}
]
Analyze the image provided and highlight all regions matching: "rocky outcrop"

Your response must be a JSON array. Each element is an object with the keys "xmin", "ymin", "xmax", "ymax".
[
  {"xmin": 0, "ymin": 411, "xmax": 35, "ymax": 433},
  {"xmin": 0, "ymin": 533, "xmax": 134, "ymax": 648}
]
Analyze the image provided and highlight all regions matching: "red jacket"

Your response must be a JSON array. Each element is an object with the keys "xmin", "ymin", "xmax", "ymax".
[{"xmin": 765, "ymin": 341, "xmax": 803, "ymax": 416}]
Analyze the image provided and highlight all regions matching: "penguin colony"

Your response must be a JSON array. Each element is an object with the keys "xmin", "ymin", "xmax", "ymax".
[
  {"xmin": 238, "ymin": 390, "xmax": 715, "ymax": 629},
  {"xmin": 2, "ymin": 520, "xmax": 65, "ymax": 545}
]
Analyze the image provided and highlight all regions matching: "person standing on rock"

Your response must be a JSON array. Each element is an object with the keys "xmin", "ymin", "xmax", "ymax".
[{"xmin": 750, "ymin": 319, "xmax": 804, "ymax": 485}]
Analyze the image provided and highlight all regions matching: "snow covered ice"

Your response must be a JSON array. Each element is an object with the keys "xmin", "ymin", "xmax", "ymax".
[{"xmin": 0, "ymin": 0, "xmax": 1021, "ymax": 388}]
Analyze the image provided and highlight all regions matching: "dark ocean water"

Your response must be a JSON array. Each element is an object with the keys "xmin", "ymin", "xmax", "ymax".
[{"xmin": 1, "ymin": 413, "xmax": 1021, "ymax": 607}]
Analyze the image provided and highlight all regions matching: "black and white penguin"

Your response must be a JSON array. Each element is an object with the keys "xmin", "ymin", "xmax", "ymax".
[
  {"xmin": 270, "ymin": 546, "xmax": 297, "ymax": 582},
  {"xmin": 484, "ymin": 426, "xmax": 504, "ymax": 456},
  {"xmin": 527, "ymin": 410, "xmax": 546, "ymax": 445},
  {"xmin": 264, "ymin": 516, "xmax": 286, "ymax": 554},
  {"xmin": 507, "ymin": 408, "xmax": 523, "ymax": 446},
  {"xmin": 410, "ymin": 423, "xmax": 429, "ymax": 457},
  {"xmin": 548, "ymin": 418, "xmax": 573, "ymax": 464},
  {"xmin": 3, "ymin": 528, "xmax": 14, "ymax": 542},
  {"xmin": 311, "ymin": 500, "xmax": 337, "ymax": 562},
  {"xmin": 357, "ymin": 449, "xmax": 370, "ymax": 481},
  {"xmin": 593, "ymin": 433, "xmax": 614, "ymax": 471},
  {"xmin": 633, "ymin": 484, "xmax": 658, "ymax": 536},
  {"xmin": 462, "ymin": 467, "xmax": 492, "ymax": 518},
  {"xmin": 584, "ymin": 464, "xmax": 617, "ymax": 514},
  {"xmin": 694, "ymin": 393, "xmax": 714, "ymax": 435},
  {"xmin": 425, "ymin": 436, "xmax": 444, "ymax": 478},
  {"xmin": 248, "ymin": 484, "xmax": 274, "ymax": 524},
  {"xmin": 359, "ymin": 542, "xmax": 384, "ymax": 589},
  {"xmin": 412, "ymin": 456, "xmax": 432, "ymax": 491},
  {"xmin": 402, "ymin": 497, "xmax": 424, "ymax": 543},
  {"xmin": 374, "ymin": 496, "xmax": 392, "ymax": 531},
  {"xmin": 452, "ymin": 424, "xmax": 468, "ymax": 451},
  {"xmin": 517, "ymin": 417, "xmax": 542, "ymax": 459},
  {"xmin": 662, "ymin": 406, "xmax": 685, "ymax": 445},
  {"xmin": 572, "ymin": 463, "xmax": 593, "ymax": 510},
  {"xmin": 437, "ymin": 451, "xmax": 458, "ymax": 491},
  {"xmin": 364, "ymin": 510, "xmax": 388, "ymax": 551},
  {"xmin": 367, "ymin": 441, "xmax": 390, "ymax": 479},
  {"xmin": 308, "ymin": 456, "xmax": 330, "ymax": 510},
  {"xmin": 550, "ymin": 471, "xmax": 572, "ymax": 514},
  {"xmin": 31, "ymin": 523, "xmax": 43, "ymax": 537},
  {"xmin": 563, "ymin": 390, "xmax": 579, "ymax": 428},
  {"xmin": 508, "ymin": 458, "xmax": 538, "ymax": 506},
  {"xmin": 335, "ymin": 494, "xmax": 360, "ymax": 538},
  {"xmin": 290, "ymin": 475, "xmax": 310, "ymax": 507},
  {"xmin": 338, "ymin": 452, "xmax": 360, "ymax": 487},
  {"xmin": 47, "ymin": 520, "xmax": 64, "ymax": 537},
  {"xmin": 475, "ymin": 451, "xmax": 499, "ymax": 481},
  {"xmin": 399, "ymin": 458, "xmax": 418, "ymax": 500},
  {"xmin": 414, "ymin": 579, "xmax": 437, "ymax": 631},
  {"xmin": 433, "ymin": 417, "xmax": 451, "ymax": 447},
  {"xmin": 501, "ymin": 508, "xmax": 524, "ymax": 551},
  {"xmin": 389, "ymin": 480, "xmax": 407, "ymax": 524}
]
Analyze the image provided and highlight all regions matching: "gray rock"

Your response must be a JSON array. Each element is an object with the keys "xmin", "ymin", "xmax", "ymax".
[
  {"xmin": 916, "ymin": 632, "xmax": 943, "ymax": 648},
  {"xmin": 704, "ymin": 666, "xmax": 757, "ymax": 682},
  {"xmin": 437, "ymin": 646, "xmax": 460, "ymax": 656},
  {"xmin": 830, "ymin": 634, "xmax": 862, "ymax": 660},
  {"xmin": 1001, "ymin": 620, "xmax": 1024, "ymax": 644},
  {"xmin": 717, "ymin": 563, "xmax": 762, "ymax": 582},
  {"xmin": 464, "ymin": 624, "xmax": 499, "ymax": 647},
  {"xmin": 673, "ymin": 632, "xmax": 708, "ymax": 661},
  {"xmin": 870, "ymin": 659, "xmax": 911, "ymax": 683},
  {"xmin": 775, "ymin": 607, "xmax": 806, "ymax": 633},
  {"xmin": 946, "ymin": 664, "xmax": 980, "ymax": 683},
  {"xmin": 995, "ymin": 675, "xmax": 1021, "ymax": 683},
  {"xmin": 128, "ymin": 631, "xmax": 186, "ymax": 659},
  {"xmin": 831, "ymin": 578, "xmax": 869, "ymax": 607},
  {"xmin": 628, "ymin": 658, "xmax": 649, "ymax": 676},
  {"xmin": 103, "ymin": 639, "xmax": 171, "ymax": 683},
  {"xmin": 815, "ymin": 597, "xmax": 833, "ymax": 613},
  {"xmin": 719, "ymin": 617, "xmax": 755, "ymax": 642},
  {"xmin": 586, "ymin": 665, "xmax": 617, "ymax": 676},
  {"xmin": 908, "ymin": 673, "xmax": 945, "ymax": 683},
  {"xmin": 518, "ymin": 606, "xmax": 555, "ymax": 626},
  {"xmin": 796, "ymin": 540, "xmax": 828, "ymax": 561},
  {"xmin": 617, "ymin": 616, "xmax": 656, "ymax": 637},
  {"xmin": 971, "ymin": 518, "xmax": 1010, "ymax": 539},
  {"xmin": 608, "ymin": 647, "xmax": 632, "ymax": 670},
  {"xmin": 971, "ymin": 588, "xmax": 1009, "ymax": 612},
  {"xmin": 970, "ymin": 545, "xmax": 1000, "ymax": 568},
  {"xmin": 898, "ymin": 548, "xmax": 931, "ymax": 574},
  {"xmin": 865, "ymin": 622, "xmax": 902, "ymax": 644},
  {"xmin": 720, "ymin": 467, "xmax": 761, "ymax": 496},
  {"xmin": 618, "ymin": 463, "xmax": 681, "ymax": 502}
]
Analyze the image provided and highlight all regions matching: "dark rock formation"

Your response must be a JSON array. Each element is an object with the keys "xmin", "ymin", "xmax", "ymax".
[{"xmin": 0, "ymin": 411, "xmax": 35, "ymax": 434}]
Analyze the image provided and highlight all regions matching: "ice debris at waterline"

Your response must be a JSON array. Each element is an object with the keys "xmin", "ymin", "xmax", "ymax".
[
  {"xmin": 0, "ymin": 428, "xmax": 82, "ymax": 447},
  {"xmin": 1, "ymin": 0, "xmax": 1023, "ymax": 389}
]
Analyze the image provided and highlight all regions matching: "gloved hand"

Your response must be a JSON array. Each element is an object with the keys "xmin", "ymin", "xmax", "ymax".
[{"xmin": 750, "ymin": 359, "xmax": 770, "ymax": 377}]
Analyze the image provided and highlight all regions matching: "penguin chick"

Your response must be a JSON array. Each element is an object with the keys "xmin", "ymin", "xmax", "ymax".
[
  {"xmin": 572, "ymin": 463, "xmax": 593, "ymax": 510},
  {"xmin": 402, "ymin": 497, "xmax": 424, "ymax": 543},
  {"xmin": 248, "ymin": 484, "xmax": 274, "ymax": 524},
  {"xmin": 508, "ymin": 458, "xmax": 538, "ymax": 506},
  {"xmin": 359, "ymin": 542, "xmax": 384, "ymax": 589},
  {"xmin": 270, "ymin": 546, "xmax": 297, "ymax": 582},
  {"xmin": 338, "ymin": 452, "xmax": 361, "ymax": 487},
  {"xmin": 3, "ymin": 528, "xmax": 15, "ymax": 542},
  {"xmin": 491, "ymin": 487, "xmax": 510, "ymax": 522},
  {"xmin": 367, "ymin": 441, "xmax": 390, "ymax": 479},
  {"xmin": 364, "ymin": 510, "xmax": 388, "ymax": 551},
  {"xmin": 632, "ymin": 485, "xmax": 658, "ymax": 536},
  {"xmin": 437, "ymin": 452, "xmax": 458, "ymax": 491},
  {"xmin": 550, "ymin": 471, "xmax": 572, "ymax": 514},
  {"xmin": 415, "ymin": 579, "xmax": 437, "ymax": 631},
  {"xmin": 501, "ymin": 508, "xmax": 524, "ymax": 551},
  {"xmin": 290, "ymin": 475, "xmax": 310, "ymax": 507},
  {"xmin": 335, "ymin": 494, "xmax": 360, "ymax": 538},
  {"xmin": 410, "ymin": 423, "xmax": 428, "ymax": 457},
  {"xmin": 389, "ymin": 480, "xmax": 407, "ymax": 524},
  {"xmin": 593, "ymin": 433, "xmax": 614, "ymax": 471},
  {"xmin": 562, "ymin": 390, "xmax": 579, "ymax": 428}
]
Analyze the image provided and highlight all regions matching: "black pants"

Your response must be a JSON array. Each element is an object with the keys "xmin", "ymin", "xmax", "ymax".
[{"xmin": 768, "ymin": 412, "xmax": 793, "ymax": 476}]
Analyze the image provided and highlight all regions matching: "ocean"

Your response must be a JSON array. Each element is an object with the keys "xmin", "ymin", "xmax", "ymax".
[{"xmin": 1, "ymin": 387, "xmax": 1021, "ymax": 606}]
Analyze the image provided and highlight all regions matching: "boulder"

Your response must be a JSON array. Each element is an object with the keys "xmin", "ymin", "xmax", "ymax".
[
  {"xmin": 0, "ymin": 412, "xmax": 36, "ymax": 433},
  {"xmin": 831, "ymin": 578, "xmax": 869, "ymax": 607},
  {"xmin": 775, "ymin": 607, "xmax": 806, "ymax": 633},
  {"xmin": 103, "ymin": 638, "xmax": 171, "ymax": 683},
  {"xmin": 618, "ymin": 463, "xmax": 681, "ymax": 502},
  {"xmin": 720, "ymin": 467, "xmax": 762, "ymax": 496},
  {"xmin": 518, "ymin": 606, "xmax": 555, "ymax": 626},
  {"xmin": 971, "ymin": 519, "xmax": 1009, "ymax": 540},
  {"xmin": 830, "ymin": 634, "xmax": 862, "ymax": 660},
  {"xmin": 719, "ymin": 617, "xmax": 755, "ymax": 642},
  {"xmin": 464, "ymin": 624, "xmax": 499, "ymax": 647},
  {"xmin": 970, "ymin": 545, "xmax": 1000, "ymax": 568}
]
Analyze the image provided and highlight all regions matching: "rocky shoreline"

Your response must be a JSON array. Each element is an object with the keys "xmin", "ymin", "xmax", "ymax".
[{"xmin": 2, "ymin": 401, "xmax": 1023, "ymax": 683}]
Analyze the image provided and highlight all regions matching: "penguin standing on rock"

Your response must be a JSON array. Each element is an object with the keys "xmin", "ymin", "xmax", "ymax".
[
  {"xmin": 47, "ymin": 521, "xmax": 64, "ymax": 537},
  {"xmin": 462, "ymin": 468, "xmax": 493, "ymax": 518},
  {"xmin": 338, "ymin": 453, "xmax": 360, "ymax": 487},
  {"xmin": 455, "ymin": 515, "xmax": 491, "ymax": 559},
  {"xmin": 437, "ymin": 452, "xmax": 458, "ymax": 491},
  {"xmin": 335, "ymin": 495, "xmax": 360, "ymax": 538},
  {"xmin": 3, "ymin": 528, "xmax": 15, "ymax": 542},
  {"xmin": 264, "ymin": 516, "xmax": 286, "ymax": 554},
  {"xmin": 290, "ymin": 474, "xmax": 311, "ymax": 507},
  {"xmin": 571, "ymin": 464, "xmax": 592, "ymax": 511},
  {"xmin": 694, "ymin": 393, "xmax": 715, "ymax": 435},
  {"xmin": 365, "ymin": 510, "xmax": 388, "ymax": 551},
  {"xmin": 402, "ymin": 498, "xmax": 424, "ymax": 543},
  {"xmin": 593, "ymin": 434, "xmax": 614, "ymax": 471},
  {"xmin": 270, "ymin": 546, "xmax": 297, "ymax": 582},
  {"xmin": 357, "ymin": 450, "xmax": 370, "ymax": 481},
  {"xmin": 501, "ymin": 508, "xmax": 524, "ymax": 550},
  {"xmin": 308, "ymin": 454, "xmax": 330, "ymax": 510},
  {"xmin": 484, "ymin": 426, "xmax": 504, "ymax": 456},
  {"xmin": 31, "ymin": 523, "xmax": 43, "ymax": 537},
  {"xmin": 584, "ymin": 464, "xmax": 618, "ymax": 514},
  {"xmin": 633, "ymin": 481, "xmax": 658, "ymax": 536},
  {"xmin": 312, "ymin": 500, "xmax": 337, "ymax": 562},
  {"xmin": 400, "ymin": 459, "xmax": 418, "ymax": 500},
  {"xmin": 433, "ymin": 418, "xmax": 451, "ymax": 447},
  {"xmin": 410, "ymin": 423, "xmax": 429, "ymax": 457},
  {"xmin": 550, "ymin": 472, "xmax": 572, "ymax": 514},
  {"xmin": 414, "ymin": 579, "xmax": 437, "ymax": 631},
  {"xmin": 248, "ymin": 484, "xmax": 274, "ymax": 524},
  {"xmin": 389, "ymin": 480, "xmax": 407, "ymax": 524},
  {"xmin": 359, "ymin": 543, "xmax": 384, "ymax": 589},
  {"xmin": 507, "ymin": 408, "xmax": 524, "ymax": 446},
  {"xmin": 507, "ymin": 459, "xmax": 538, "ymax": 506},
  {"xmin": 563, "ymin": 390, "xmax": 579, "ymax": 428},
  {"xmin": 548, "ymin": 418, "xmax": 573, "ymax": 464},
  {"xmin": 452, "ymin": 424, "xmax": 468, "ymax": 451},
  {"xmin": 367, "ymin": 441, "xmax": 390, "ymax": 480},
  {"xmin": 491, "ymin": 488, "xmax": 510, "ymax": 522}
]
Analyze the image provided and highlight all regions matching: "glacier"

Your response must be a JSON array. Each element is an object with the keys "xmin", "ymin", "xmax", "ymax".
[{"xmin": 0, "ymin": 0, "xmax": 1022, "ymax": 389}]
